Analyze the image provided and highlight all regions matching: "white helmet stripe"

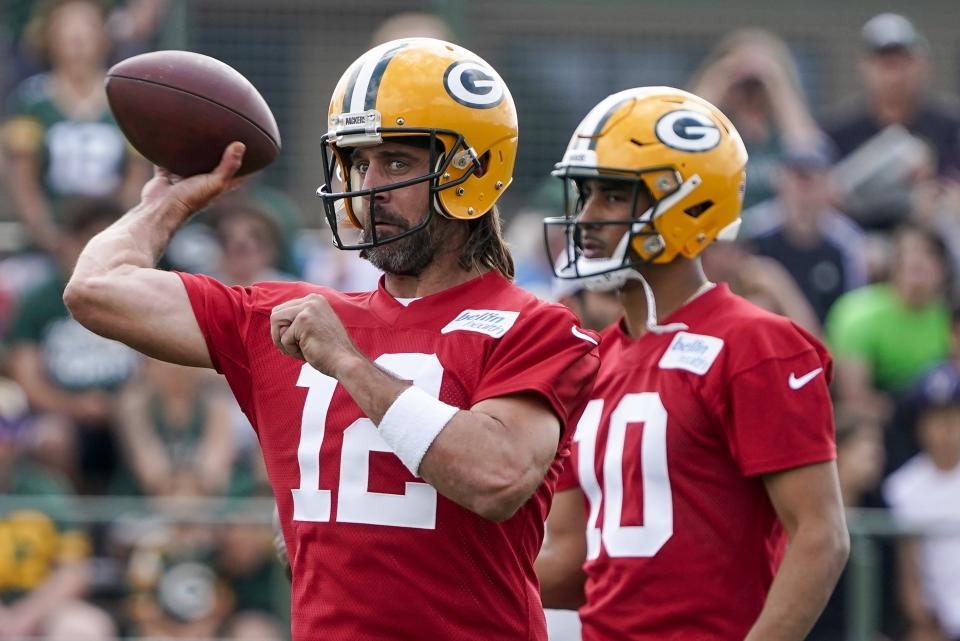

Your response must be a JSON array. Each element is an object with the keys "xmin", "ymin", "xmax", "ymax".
[
  {"xmin": 348, "ymin": 39, "xmax": 416, "ymax": 113},
  {"xmin": 571, "ymin": 87, "xmax": 660, "ymax": 151}
]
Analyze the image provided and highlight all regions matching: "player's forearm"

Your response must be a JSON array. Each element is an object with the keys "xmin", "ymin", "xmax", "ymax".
[
  {"xmin": 335, "ymin": 355, "xmax": 547, "ymax": 521},
  {"xmin": 744, "ymin": 521, "xmax": 849, "ymax": 641},
  {"xmin": 419, "ymin": 412, "xmax": 551, "ymax": 521}
]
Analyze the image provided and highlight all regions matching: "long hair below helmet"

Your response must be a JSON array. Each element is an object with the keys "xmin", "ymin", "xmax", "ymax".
[{"xmin": 459, "ymin": 205, "xmax": 514, "ymax": 280}]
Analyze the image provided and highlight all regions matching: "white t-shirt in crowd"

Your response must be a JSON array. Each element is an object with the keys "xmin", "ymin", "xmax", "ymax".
[{"xmin": 884, "ymin": 454, "xmax": 960, "ymax": 637}]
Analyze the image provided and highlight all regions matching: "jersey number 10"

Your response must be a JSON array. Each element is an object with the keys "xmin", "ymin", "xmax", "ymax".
[{"xmin": 575, "ymin": 393, "xmax": 673, "ymax": 559}]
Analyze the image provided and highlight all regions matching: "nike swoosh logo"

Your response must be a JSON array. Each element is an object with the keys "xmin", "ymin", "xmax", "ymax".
[
  {"xmin": 571, "ymin": 326, "xmax": 598, "ymax": 345},
  {"xmin": 788, "ymin": 368, "xmax": 823, "ymax": 390}
]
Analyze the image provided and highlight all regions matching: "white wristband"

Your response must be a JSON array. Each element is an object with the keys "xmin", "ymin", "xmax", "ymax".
[{"xmin": 378, "ymin": 386, "xmax": 459, "ymax": 477}]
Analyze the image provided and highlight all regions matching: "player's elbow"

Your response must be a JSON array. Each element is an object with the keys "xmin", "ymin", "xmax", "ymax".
[
  {"xmin": 796, "ymin": 511, "xmax": 850, "ymax": 580},
  {"xmin": 820, "ymin": 508, "xmax": 851, "ymax": 570},
  {"xmin": 468, "ymin": 465, "xmax": 545, "ymax": 522},
  {"xmin": 64, "ymin": 274, "xmax": 118, "ymax": 334},
  {"xmin": 63, "ymin": 276, "xmax": 98, "ymax": 324},
  {"xmin": 830, "ymin": 518, "xmax": 851, "ymax": 572},
  {"xmin": 472, "ymin": 496, "xmax": 522, "ymax": 522}
]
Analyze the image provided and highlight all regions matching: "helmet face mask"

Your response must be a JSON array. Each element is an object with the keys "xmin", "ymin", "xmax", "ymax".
[
  {"xmin": 544, "ymin": 87, "xmax": 748, "ymax": 290},
  {"xmin": 546, "ymin": 167, "xmax": 682, "ymax": 290},
  {"xmin": 318, "ymin": 128, "xmax": 473, "ymax": 250},
  {"xmin": 317, "ymin": 38, "xmax": 518, "ymax": 251}
]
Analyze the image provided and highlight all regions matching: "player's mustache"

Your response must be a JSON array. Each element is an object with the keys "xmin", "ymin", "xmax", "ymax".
[
  {"xmin": 360, "ymin": 209, "xmax": 410, "ymax": 240},
  {"xmin": 371, "ymin": 212, "xmax": 409, "ymax": 229},
  {"xmin": 579, "ymin": 234, "xmax": 607, "ymax": 250}
]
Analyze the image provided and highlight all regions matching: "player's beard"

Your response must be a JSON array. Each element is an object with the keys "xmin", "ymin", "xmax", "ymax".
[{"xmin": 359, "ymin": 208, "xmax": 455, "ymax": 276}]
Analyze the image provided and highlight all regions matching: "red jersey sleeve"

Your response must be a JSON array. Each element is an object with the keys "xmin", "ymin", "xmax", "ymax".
[
  {"xmin": 721, "ymin": 321, "xmax": 837, "ymax": 476},
  {"xmin": 554, "ymin": 450, "xmax": 580, "ymax": 491},
  {"xmin": 177, "ymin": 272, "xmax": 256, "ymax": 412},
  {"xmin": 472, "ymin": 303, "xmax": 600, "ymax": 435}
]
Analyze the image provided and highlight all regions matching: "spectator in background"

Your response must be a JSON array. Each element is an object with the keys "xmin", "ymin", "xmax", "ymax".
[
  {"xmin": 826, "ymin": 13, "xmax": 960, "ymax": 178},
  {"xmin": 834, "ymin": 409, "xmax": 887, "ymax": 516},
  {"xmin": 0, "ymin": 377, "xmax": 91, "ymax": 640},
  {"xmin": 892, "ymin": 304, "xmax": 960, "ymax": 475},
  {"xmin": 124, "ymin": 524, "xmax": 234, "ymax": 640},
  {"xmin": 0, "ymin": 0, "xmax": 149, "ymax": 255},
  {"xmin": 825, "ymin": 13, "xmax": 960, "ymax": 230},
  {"xmin": 113, "ymin": 358, "xmax": 234, "ymax": 498},
  {"xmin": 884, "ymin": 375, "xmax": 960, "ymax": 641},
  {"xmin": 104, "ymin": 0, "xmax": 171, "ymax": 60},
  {"xmin": 222, "ymin": 610, "xmax": 286, "ymax": 641},
  {"xmin": 747, "ymin": 145, "xmax": 868, "ymax": 323},
  {"xmin": 42, "ymin": 599, "xmax": 118, "ymax": 641},
  {"xmin": 910, "ymin": 161, "xmax": 960, "ymax": 291},
  {"xmin": 6, "ymin": 198, "xmax": 138, "ymax": 493},
  {"xmin": 208, "ymin": 203, "xmax": 296, "ymax": 287},
  {"xmin": 2, "ymin": 0, "xmax": 171, "ymax": 97},
  {"xmin": 369, "ymin": 11, "xmax": 455, "ymax": 46},
  {"xmin": 691, "ymin": 28, "xmax": 824, "ymax": 212},
  {"xmin": 508, "ymin": 211, "xmax": 558, "ymax": 298},
  {"xmin": 701, "ymin": 240, "xmax": 822, "ymax": 335},
  {"xmin": 166, "ymin": 186, "xmax": 306, "ymax": 280},
  {"xmin": 215, "ymin": 523, "xmax": 289, "ymax": 624},
  {"xmin": 551, "ymin": 277, "xmax": 621, "ymax": 333},
  {"xmin": 825, "ymin": 225, "xmax": 952, "ymax": 423},
  {"xmin": 297, "ymin": 227, "xmax": 382, "ymax": 293}
]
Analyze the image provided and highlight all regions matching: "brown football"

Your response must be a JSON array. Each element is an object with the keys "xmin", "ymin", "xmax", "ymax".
[{"xmin": 105, "ymin": 50, "xmax": 281, "ymax": 177}]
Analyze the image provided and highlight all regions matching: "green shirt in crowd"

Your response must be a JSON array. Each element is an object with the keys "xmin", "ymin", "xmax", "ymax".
[
  {"xmin": 2, "ymin": 73, "xmax": 130, "ymax": 217},
  {"xmin": 825, "ymin": 283, "xmax": 950, "ymax": 392},
  {"xmin": 7, "ymin": 277, "xmax": 139, "ymax": 392}
]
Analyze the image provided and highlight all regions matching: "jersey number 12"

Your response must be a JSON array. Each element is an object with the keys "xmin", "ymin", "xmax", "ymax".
[{"xmin": 292, "ymin": 353, "xmax": 443, "ymax": 529}]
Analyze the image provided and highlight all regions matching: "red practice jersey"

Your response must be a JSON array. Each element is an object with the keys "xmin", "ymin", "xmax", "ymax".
[
  {"xmin": 556, "ymin": 284, "xmax": 836, "ymax": 641},
  {"xmin": 178, "ymin": 270, "xmax": 600, "ymax": 641}
]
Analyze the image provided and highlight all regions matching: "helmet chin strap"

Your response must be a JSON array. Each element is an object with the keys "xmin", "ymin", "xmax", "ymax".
[{"xmin": 637, "ymin": 272, "xmax": 689, "ymax": 334}]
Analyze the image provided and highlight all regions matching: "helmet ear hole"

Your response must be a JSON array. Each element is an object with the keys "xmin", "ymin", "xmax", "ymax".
[
  {"xmin": 684, "ymin": 200, "xmax": 714, "ymax": 219},
  {"xmin": 475, "ymin": 151, "xmax": 490, "ymax": 178}
]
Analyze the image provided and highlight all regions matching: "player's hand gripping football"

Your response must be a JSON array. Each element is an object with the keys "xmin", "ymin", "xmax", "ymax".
[
  {"xmin": 270, "ymin": 294, "xmax": 364, "ymax": 376},
  {"xmin": 140, "ymin": 141, "xmax": 248, "ymax": 216}
]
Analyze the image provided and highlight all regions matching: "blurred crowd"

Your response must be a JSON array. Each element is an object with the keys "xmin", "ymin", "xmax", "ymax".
[{"xmin": 0, "ymin": 2, "xmax": 958, "ymax": 641}]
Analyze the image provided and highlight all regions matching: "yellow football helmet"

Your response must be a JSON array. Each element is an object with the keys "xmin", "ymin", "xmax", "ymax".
[
  {"xmin": 317, "ymin": 38, "xmax": 518, "ymax": 249},
  {"xmin": 545, "ymin": 87, "xmax": 747, "ymax": 288}
]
